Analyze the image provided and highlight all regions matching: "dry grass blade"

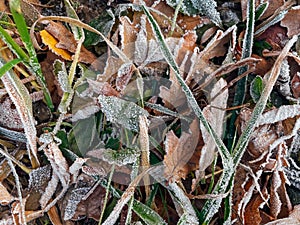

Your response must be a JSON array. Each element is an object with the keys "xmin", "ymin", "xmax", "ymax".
[
  {"xmin": 139, "ymin": 115, "xmax": 150, "ymax": 197},
  {"xmin": 0, "ymin": 58, "xmax": 39, "ymax": 168}
]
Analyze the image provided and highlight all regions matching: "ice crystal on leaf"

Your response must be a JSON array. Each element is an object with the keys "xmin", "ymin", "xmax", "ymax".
[
  {"xmin": 166, "ymin": 0, "xmax": 222, "ymax": 27},
  {"xmin": 98, "ymin": 95, "xmax": 148, "ymax": 132}
]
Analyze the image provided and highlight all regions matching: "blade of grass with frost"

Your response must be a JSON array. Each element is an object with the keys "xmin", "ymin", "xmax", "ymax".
[
  {"xmin": 168, "ymin": 183, "xmax": 199, "ymax": 225},
  {"xmin": 232, "ymin": 35, "xmax": 298, "ymax": 164},
  {"xmin": 0, "ymin": 58, "xmax": 22, "ymax": 77},
  {"xmin": 63, "ymin": 0, "xmax": 83, "ymax": 39},
  {"xmin": 255, "ymin": 2, "xmax": 269, "ymax": 20},
  {"xmin": 199, "ymin": 35, "xmax": 298, "ymax": 224},
  {"xmin": 0, "ymin": 58, "xmax": 39, "ymax": 168},
  {"xmin": 9, "ymin": 0, "xmax": 54, "ymax": 110},
  {"xmin": 227, "ymin": 0, "xmax": 255, "ymax": 149},
  {"xmin": 141, "ymin": 2, "xmax": 230, "ymax": 162},
  {"xmin": 99, "ymin": 179, "xmax": 167, "ymax": 225}
]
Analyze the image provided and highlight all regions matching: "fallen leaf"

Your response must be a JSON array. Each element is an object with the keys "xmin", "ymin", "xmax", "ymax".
[
  {"xmin": 41, "ymin": 21, "xmax": 97, "ymax": 65},
  {"xmin": 264, "ymin": 205, "xmax": 300, "ymax": 225},
  {"xmin": 163, "ymin": 119, "xmax": 199, "ymax": 183},
  {"xmin": 281, "ymin": 6, "xmax": 300, "ymax": 38},
  {"xmin": 0, "ymin": 182, "xmax": 14, "ymax": 205},
  {"xmin": 198, "ymin": 78, "xmax": 228, "ymax": 178},
  {"xmin": 291, "ymin": 72, "xmax": 300, "ymax": 98},
  {"xmin": 40, "ymin": 30, "xmax": 72, "ymax": 61}
]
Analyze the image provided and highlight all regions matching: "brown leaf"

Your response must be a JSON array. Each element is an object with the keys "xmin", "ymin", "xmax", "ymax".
[
  {"xmin": 198, "ymin": 78, "xmax": 228, "ymax": 178},
  {"xmin": 70, "ymin": 184, "xmax": 107, "ymax": 221},
  {"xmin": 241, "ymin": 0, "xmax": 284, "ymax": 21},
  {"xmin": 163, "ymin": 119, "xmax": 199, "ymax": 183},
  {"xmin": 264, "ymin": 205, "xmax": 300, "ymax": 225},
  {"xmin": 42, "ymin": 21, "xmax": 97, "ymax": 65},
  {"xmin": 281, "ymin": 6, "xmax": 300, "ymax": 38},
  {"xmin": 0, "ymin": 182, "xmax": 14, "ymax": 205},
  {"xmin": 244, "ymin": 194, "xmax": 264, "ymax": 225},
  {"xmin": 0, "ymin": 96, "xmax": 23, "ymax": 130},
  {"xmin": 291, "ymin": 72, "xmax": 300, "ymax": 98}
]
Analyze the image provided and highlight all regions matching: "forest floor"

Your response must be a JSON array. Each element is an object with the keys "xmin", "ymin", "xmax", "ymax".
[{"xmin": 0, "ymin": 0, "xmax": 300, "ymax": 224}]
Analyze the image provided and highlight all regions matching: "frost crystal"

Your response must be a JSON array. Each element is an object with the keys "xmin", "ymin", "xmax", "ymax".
[
  {"xmin": 98, "ymin": 95, "xmax": 148, "ymax": 132},
  {"xmin": 64, "ymin": 187, "xmax": 91, "ymax": 220},
  {"xmin": 166, "ymin": 0, "xmax": 222, "ymax": 27},
  {"xmin": 28, "ymin": 165, "xmax": 51, "ymax": 190}
]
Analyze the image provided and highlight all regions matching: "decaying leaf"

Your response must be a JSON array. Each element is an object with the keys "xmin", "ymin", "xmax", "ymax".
[
  {"xmin": 163, "ymin": 119, "xmax": 199, "ymax": 183},
  {"xmin": 40, "ymin": 21, "xmax": 97, "ymax": 65},
  {"xmin": 0, "ymin": 182, "xmax": 14, "ymax": 205},
  {"xmin": 291, "ymin": 72, "xmax": 300, "ymax": 98},
  {"xmin": 281, "ymin": 6, "xmax": 300, "ymax": 38},
  {"xmin": 166, "ymin": 0, "xmax": 222, "ymax": 27},
  {"xmin": 264, "ymin": 204, "xmax": 300, "ymax": 225},
  {"xmin": 233, "ymin": 104, "xmax": 298, "ymax": 224},
  {"xmin": 40, "ymin": 30, "xmax": 72, "ymax": 61},
  {"xmin": 197, "ymin": 78, "xmax": 228, "ymax": 179},
  {"xmin": 0, "ymin": 96, "xmax": 23, "ymax": 130}
]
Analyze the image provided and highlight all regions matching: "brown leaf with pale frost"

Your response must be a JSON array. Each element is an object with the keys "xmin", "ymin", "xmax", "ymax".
[
  {"xmin": 0, "ymin": 182, "xmax": 14, "ymax": 205},
  {"xmin": 264, "ymin": 205, "xmax": 300, "ymax": 225},
  {"xmin": 241, "ymin": 0, "xmax": 284, "ymax": 21},
  {"xmin": 281, "ymin": 6, "xmax": 300, "ymax": 38},
  {"xmin": 138, "ymin": 0, "xmax": 208, "ymax": 34},
  {"xmin": 163, "ymin": 119, "xmax": 199, "ymax": 183}
]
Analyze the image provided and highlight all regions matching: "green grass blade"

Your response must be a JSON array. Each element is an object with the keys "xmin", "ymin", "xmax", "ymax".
[
  {"xmin": 133, "ymin": 201, "xmax": 168, "ymax": 225},
  {"xmin": 0, "ymin": 25, "xmax": 28, "ymax": 61},
  {"xmin": 141, "ymin": 2, "xmax": 230, "ymax": 163},
  {"xmin": 9, "ymin": 0, "xmax": 54, "ymax": 110},
  {"xmin": 0, "ymin": 58, "xmax": 22, "ymax": 78},
  {"xmin": 227, "ymin": 0, "xmax": 255, "ymax": 149}
]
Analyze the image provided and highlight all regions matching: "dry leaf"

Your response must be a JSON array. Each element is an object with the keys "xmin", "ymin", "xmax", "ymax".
[
  {"xmin": 281, "ymin": 6, "xmax": 300, "ymax": 38},
  {"xmin": 163, "ymin": 119, "xmax": 199, "ymax": 183},
  {"xmin": 41, "ymin": 21, "xmax": 97, "ymax": 65},
  {"xmin": 264, "ymin": 205, "xmax": 300, "ymax": 225},
  {"xmin": 197, "ymin": 78, "xmax": 228, "ymax": 179},
  {"xmin": 291, "ymin": 72, "xmax": 300, "ymax": 98},
  {"xmin": 40, "ymin": 30, "xmax": 72, "ymax": 61},
  {"xmin": 0, "ymin": 182, "xmax": 14, "ymax": 205},
  {"xmin": 0, "ymin": 96, "xmax": 23, "ymax": 130}
]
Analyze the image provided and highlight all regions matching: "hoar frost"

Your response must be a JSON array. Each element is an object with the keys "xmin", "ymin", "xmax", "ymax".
[{"xmin": 98, "ymin": 95, "xmax": 148, "ymax": 132}]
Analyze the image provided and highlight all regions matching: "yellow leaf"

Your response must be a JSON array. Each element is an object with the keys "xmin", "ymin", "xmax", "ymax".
[{"xmin": 40, "ymin": 30, "xmax": 72, "ymax": 61}]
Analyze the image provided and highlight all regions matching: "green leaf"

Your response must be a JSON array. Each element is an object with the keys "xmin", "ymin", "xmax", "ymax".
[
  {"xmin": 0, "ymin": 58, "xmax": 22, "ymax": 78},
  {"xmin": 250, "ymin": 75, "xmax": 263, "ymax": 103},
  {"xmin": 84, "ymin": 9, "xmax": 115, "ymax": 46},
  {"xmin": 227, "ymin": 0, "xmax": 255, "ymax": 149},
  {"xmin": 166, "ymin": 0, "xmax": 222, "ymax": 27}
]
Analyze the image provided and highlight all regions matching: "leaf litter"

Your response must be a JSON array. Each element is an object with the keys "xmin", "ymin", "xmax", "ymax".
[{"xmin": 0, "ymin": 0, "xmax": 300, "ymax": 224}]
